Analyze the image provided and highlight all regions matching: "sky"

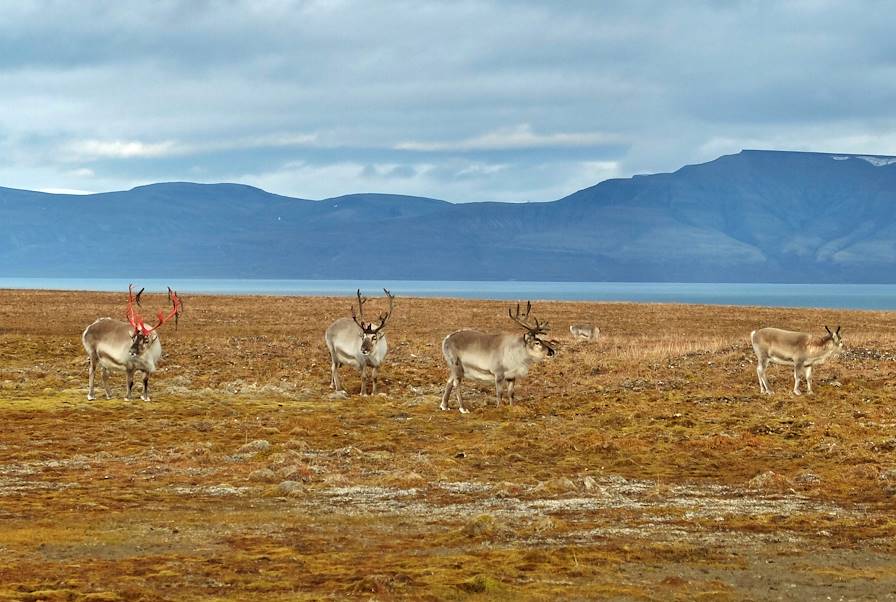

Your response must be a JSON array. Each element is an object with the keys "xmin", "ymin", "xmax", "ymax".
[{"xmin": 1, "ymin": 1, "xmax": 895, "ymax": 202}]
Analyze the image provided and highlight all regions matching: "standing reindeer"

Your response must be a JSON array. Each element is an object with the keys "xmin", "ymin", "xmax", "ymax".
[
  {"xmin": 325, "ymin": 289, "xmax": 395, "ymax": 396},
  {"xmin": 81, "ymin": 285, "xmax": 183, "ymax": 401},
  {"xmin": 441, "ymin": 301, "xmax": 556, "ymax": 413},
  {"xmin": 751, "ymin": 326, "xmax": 843, "ymax": 395}
]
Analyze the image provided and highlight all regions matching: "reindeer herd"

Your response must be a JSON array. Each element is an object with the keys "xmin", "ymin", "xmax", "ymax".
[{"xmin": 80, "ymin": 285, "xmax": 846, "ymax": 410}]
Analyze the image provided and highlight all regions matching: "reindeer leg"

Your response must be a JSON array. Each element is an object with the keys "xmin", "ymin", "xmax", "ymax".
[
  {"xmin": 360, "ymin": 364, "xmax": 368, "ymax": 396},
  {"xmin": 371, "ymin": 366, "xmax": 378, "ymax": 395},
  {"xmin": 125, "ymin": 369, "xmax": 135, "ymax": 400},
  {"xmin": 756, "ymin": 356, "xmax": 771, "ymax": 394},
  {"xmin": 507, "ymin": 379, "xmax": 516, "ymax": 405},
  {"xmin": 455, "ymin": 377, "xmax": 468, "ymax": 414},
  {"xmin": 494, "ymin": 374, "xmax": 504, "ymax": 407},
  {"xmin": 792, "ymin": 362, "xmax": 803, "ymax": 395},
  {"xmin": 87, "ymin": 354, "xmax": 97, "ymax": 401},
  {"xmin": 101, "ymin": 367, "xmax": 112, "ymax": 399},
  {"xmin": 440, "ymin": 376, "xmax": 455, "ymax": 411},
  {"xmin": 804, "ymin": 365, "xmax": 813, "ymax": 395},
  {"xmin": 141, "ymin": 373, "xmax": 151, "ymax": 401},
  {"xmin": 331, "ymin": 361, "xmax": 343, "ymax": 393},
  {"xmin": 452, "ymin": 361, "xmax": 468, "ymax": 413}
]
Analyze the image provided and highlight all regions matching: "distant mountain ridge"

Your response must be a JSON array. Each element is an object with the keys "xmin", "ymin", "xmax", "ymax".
[{"xmin": 2, "ymin": 149, "xmax": 895, "ymax": 282}]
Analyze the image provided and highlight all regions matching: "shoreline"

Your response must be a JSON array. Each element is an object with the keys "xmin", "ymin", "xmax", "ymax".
[{"xmin": 1, "ymin": 283, "xmax": 895, "ymax": 312}]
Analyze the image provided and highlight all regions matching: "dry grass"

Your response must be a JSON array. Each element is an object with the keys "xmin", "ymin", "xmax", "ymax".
[{"xmin": 1, "ymin": 290, "xmax": 895, "ymax": 600}]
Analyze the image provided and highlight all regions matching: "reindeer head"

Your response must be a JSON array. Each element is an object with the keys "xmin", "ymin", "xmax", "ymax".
[
  {"xmin": 126, "ymin": 284, "xmax": 183, "ymax": 356},
  {"xmin": 508, "ymin": 301, "xmax": 556, "ymax": 359},
  {"xmin": 824, "ymin": 325, "xmax": 844, "ymax": 351},
  {"xmin": 351, "ymin": 288, "xmax": 395, "ymax": 356}
]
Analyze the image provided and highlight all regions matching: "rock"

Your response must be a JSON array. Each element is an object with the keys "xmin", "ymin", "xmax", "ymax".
[
  {"xmin": 284, "ymin": 438, "xmax": 308, "ymax": 451},
  {"xmin": 879, "ymin": 469, "xmax": 896, "ymax": 482},
  {"xmin": 495, "ymin": 481, "xmax": 522, "ymax": 498},
  {"xmin": 461, "ymin": 515, "xmax": 499, "ymax": 538},
  {"xmin": 748, "ymin": 470, "xmax": 794, "ymax": 491},
  {"xmin": 532, "ymin": 477, "xmax": 578, "ymax": 494},
  {"xmin": 329, "ymin": 390, "xmax": 349, "ymax": 400},
  {"xmin": 794, "ymin": 471, "xmax": 821, "ymax": 485},
  {"xmin": 237, "ymin": 439, "xmax": 271, "ymax": 455},
  {"xmin": 279, "ymin": 464, "xmax": 312, "ymax": 481},
  {"xmin": 278, "ymin": 480, "xmax": 304, "ymax": 496},
  {"xmin": 582, "ymin": 475, "xmax": 599, "ymax": 492},
  {"xmin": 248, "ymin": 468, "xmax": 277, "ymax": 483},
  {"xmin": 267, "ymin": 452, "xmax": 289, "ymax": 466},
  {"xmin": 531, "ymin": 515, "xmax": 566, "ymax": 533},
  {"xmin": 851, "ymin": 464, "xmax": 881, "ymax": 480}
]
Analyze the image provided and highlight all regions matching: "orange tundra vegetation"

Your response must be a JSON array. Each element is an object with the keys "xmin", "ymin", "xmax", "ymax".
[{"xmin": 0, "ymin": 289, "xmax": 895, "ymax": 600}]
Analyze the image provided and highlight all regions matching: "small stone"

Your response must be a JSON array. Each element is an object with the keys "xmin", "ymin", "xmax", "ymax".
[
  {"xmin": 236, "ymin": 439, "xmax": 271, "ymax": 455},
  {"xmin": 248, "ymin": 468, "xmax": 277, "ymax": 483},
  {"xmin": 748, "ymin": 470, "xmax": 794, "ymax": 491},
  {"xmin": 267, "ymin": 452, "xmax": 289, "ymax": 466},
  {"xmin": 278, "ymin": 480, "xmax": 304, "ymax": 496},
  {"xmin": 794, "ymin": 471, "xmax": 821, "ymax": 485}
]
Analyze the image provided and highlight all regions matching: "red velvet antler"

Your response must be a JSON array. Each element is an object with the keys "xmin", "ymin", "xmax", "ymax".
[{"xmin": 125, "ymin": 285, "xmax": 182, "ymax": 335}]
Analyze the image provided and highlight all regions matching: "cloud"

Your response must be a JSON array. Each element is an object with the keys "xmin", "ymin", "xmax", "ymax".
[
  {"xmin": 396, "ymin": 124, "xmax": 619, "ymax": 152},
  {"xmin": 1, "ymin": 2, "xmax": 894, "ymax": 200},
  {"xmin": 59, "ymin": 132, "xmax": 319, "ymax": 162},
  {"xmin": 37, "ymin": 187, "xmax": 93, "ymax": 195},
  {"xmin": 65, "ymin": 139, "xmax": 181, "ymax": 160}
]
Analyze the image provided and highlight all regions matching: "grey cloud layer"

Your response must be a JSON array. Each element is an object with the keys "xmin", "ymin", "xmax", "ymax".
[{"xmin": 1, "ymin": 1, "xmax": 894, "ymax": 200}]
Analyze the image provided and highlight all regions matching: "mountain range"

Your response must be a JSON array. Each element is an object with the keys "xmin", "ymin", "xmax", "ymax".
[{"xmin": 2, "ymin": 149, "xmax": 895, "ymax": 282}]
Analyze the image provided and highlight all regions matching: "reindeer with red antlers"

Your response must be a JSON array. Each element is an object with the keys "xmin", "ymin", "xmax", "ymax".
[{"xmin": 81, "ymin": 284, "xmax": 183, "ymax": 401}]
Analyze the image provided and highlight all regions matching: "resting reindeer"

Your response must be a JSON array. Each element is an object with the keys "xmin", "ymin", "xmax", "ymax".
[
  {"xmin": 569, "ymin": 323, "xmax": 600, "ymax": 342},
  {"xmin": 441, "ymin": 301, "xmax": 556, "ymax": 413},
  {"xmin": 81, "ymin": 285, "xmax": 182, "ymax": 401},
  {"xmin": 325, "ymin": 289, "xmax": 395, "ymax": 395},
  {"xmin": 751, "ymin": 326, "xmax": 843, "ymax": 395}
]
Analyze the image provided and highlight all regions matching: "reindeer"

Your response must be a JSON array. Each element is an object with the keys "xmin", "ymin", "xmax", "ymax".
[
  {"xmin": 441, "ymin": 301, "xmax": 556, "ymax": 413},
  {"xmin": 751, "ymin": 326, "xmax": 843, "ymax": 396},
  {"xmin": 325, "ymin": 289, "xmax": 395, "ymax": 396},
  {"xmin": 569, "ymin": 323, "xmax": 600, "ymax": 342},
  {"xmin": 81, "ymin": 285, "xmax": 182, "ymax": 401}
]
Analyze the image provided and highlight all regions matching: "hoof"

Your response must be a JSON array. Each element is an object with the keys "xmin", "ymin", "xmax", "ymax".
[
  {"xmin": 141, "ymin": 396, "xmax": 151, "ymax": 401},
  {"xmin": 87, "ymin": 395, "xmax": 95, "ymax": 401},
  {"xmin": 459, "ymin": 407, "xmax": 469, "ymax": 414}
]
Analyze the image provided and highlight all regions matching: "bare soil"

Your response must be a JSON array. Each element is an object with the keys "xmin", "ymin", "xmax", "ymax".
[{"xmin": 1, "ymin": 289, "xmax": 894, "ymax": 600}]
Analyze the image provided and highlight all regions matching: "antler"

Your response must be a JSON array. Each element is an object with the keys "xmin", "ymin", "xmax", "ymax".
[
  {"xmin": 125, "ymin": 285, "xmax": 182, "ymax": 335},
  {"xmin": 126, "ymin": 284, "xmax": 149, "ymax": 334},
  {"xmin": 508, "ymin": 300, "xmax": 550, "ymax": 335},
  {"xmin": 370, "ymin": 288, "xmax": 395, "ymax": 334},
  {"xmin": 351, "ymin": 289, "xmax": 369, "ymax": 329},
  {"xmin": 149, "ymin": 287, "xmax": 182, "ymax": 332}
]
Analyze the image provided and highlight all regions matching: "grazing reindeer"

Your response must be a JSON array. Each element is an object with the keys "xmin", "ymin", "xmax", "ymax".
[
  {"xmin": 441, "ymin": 301, "xmax": 556, "ymax": 413},
  {"xmin": 751, "ymin": 326, "xmax": 843, "ymax": 395},
  {"xmin": 325, "ymin": 289, "xmax": 395, "ymax": 395},
  {"xmin": 82, "ymin": 285, "xmax": 183, "ymax": 401},
  {"xmin": 569, "ymin": 323, "xmax": 600, "ymax": 342}
]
